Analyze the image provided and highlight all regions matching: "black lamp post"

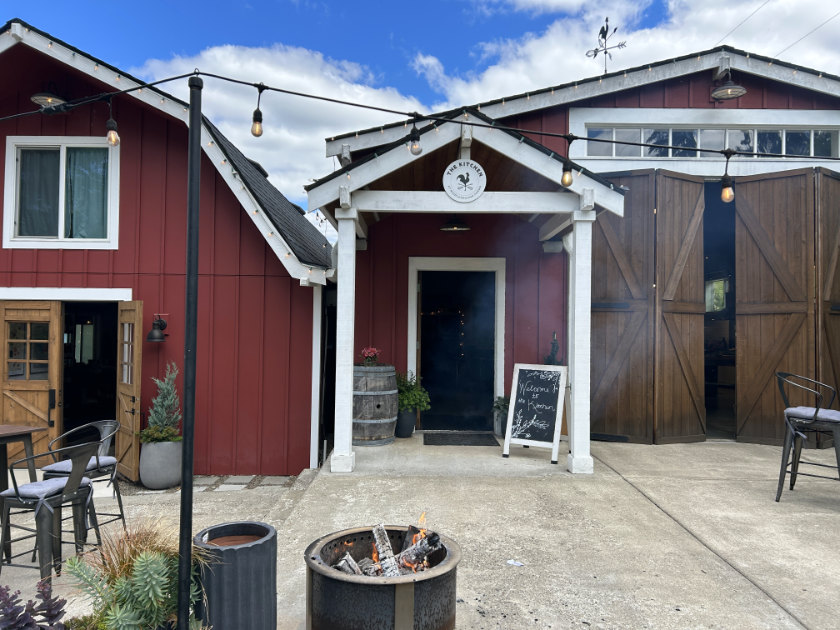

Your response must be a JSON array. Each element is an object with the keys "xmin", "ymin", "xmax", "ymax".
[{"xmin": 177, "ymin": 75, "xmax": 202, "ymax": 628}]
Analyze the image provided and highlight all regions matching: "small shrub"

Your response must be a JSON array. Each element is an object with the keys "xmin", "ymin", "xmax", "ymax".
[
  {"xmin": 140, "ymin": 363, "xmax": 182, "ymax": 444},
  {"xmin": 0, "ymin": 579, "xmax": 68, "ymax": 629},
  {"xmin": 396, "ymin": 372, "xmax": 431, "ymax": 412}
]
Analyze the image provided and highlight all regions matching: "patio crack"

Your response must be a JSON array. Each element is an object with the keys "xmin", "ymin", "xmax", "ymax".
[{"xmin": 593, "ymin": 455, "xmax": 809, "ymax": 630}]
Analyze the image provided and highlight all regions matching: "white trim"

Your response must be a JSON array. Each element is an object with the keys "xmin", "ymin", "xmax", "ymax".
[
  {"xmin": 0, "ymin": 287, "xmax": 133, "ymax": 301},
  {"xmin": 310, "ymin": 285, "xmax": 323, "ymax": 469},
  {"xmin": 407, "ymin": 257, "xmax": 506, "ymax": 399},
  {"xmin": 568, "ymin": 107, "xmax": 840, "ymax": 176},
  {"xmin": 3, "ymin": 136, "xmax": 120, "ymax": 250},
  {"xmin": 353, "ymin": 190, "xmax": 579, "ymax": 214}
]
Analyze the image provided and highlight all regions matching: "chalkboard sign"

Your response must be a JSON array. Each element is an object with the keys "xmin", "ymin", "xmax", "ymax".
[{"xmin": 502, "ymin": 364, "xmax": 568, "ymax": 464}]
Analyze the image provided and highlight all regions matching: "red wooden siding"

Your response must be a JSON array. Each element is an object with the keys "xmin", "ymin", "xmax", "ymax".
[
  {"xmin": 0, "ymin": 45, "xmax": 313, "ymax": 475},
  {"xmin": 356, "ymin": 214, "xmax": 567, "ymax": 395}
]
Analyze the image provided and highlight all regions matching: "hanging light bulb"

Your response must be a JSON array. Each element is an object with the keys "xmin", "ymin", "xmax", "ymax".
[
  {"xmin": 561, "ymin": 165, "xmax": 574, "ymax": 187},
  {"xmin": 720, "ymin": 173, "xmax": 735, "ymax": 203},
  {"xmin": 251, "ymin": 84, "xmax": 266, "ymax": 138},
  {"xmin": 251, "ymin": 108, "xmax": 263, "ymax": 137},
  {"xmin": 105, "ymin": 99, "xmax": 120, "ymax": 146},
  {"xmin": 105, "ymin": 118, "xmax": 120, "ymax": 146},
  {"xmin": 409, "ymin": 123, "xmax": 422, "ymax": 156},
  {"xmin": 720, "ymin": 149, "xmax": 735, "ymax": 203}
]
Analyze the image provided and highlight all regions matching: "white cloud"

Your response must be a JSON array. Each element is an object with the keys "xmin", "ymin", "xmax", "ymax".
[{"xmin": 132, "ymin": 44, "xmax": 424, "ymax": 207}]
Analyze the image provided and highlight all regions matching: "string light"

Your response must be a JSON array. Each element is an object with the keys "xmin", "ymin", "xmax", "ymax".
[
  {"xmin": 561, "ymin": 138, "xmax": 575, "ymax": 187},
  {"xmin": 251, "ymin": 83, "xmax": 266, "ymax": 137},
  {"xmin": 105, "ymin": 98, "xmax": 120, "ymax": 146},
  {"xmin": 720, "ymin": 149, "xmax": 735, "ymax": 203},
  {"xmin": 408, "ymin": 122, "xmax": 422, "ymax": 156}
]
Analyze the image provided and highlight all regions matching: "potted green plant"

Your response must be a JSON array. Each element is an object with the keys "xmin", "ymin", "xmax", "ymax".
[
  {"xmin": 493, "ymin": 396, "xmax": 509, "ymax": 437},
  {"xmin": 395, "ymin": 371, "xmax": 430, "ymax": 438},
  {"xmin": 139, "ymin": 362, "xmax": 183, "ymax": 490}
]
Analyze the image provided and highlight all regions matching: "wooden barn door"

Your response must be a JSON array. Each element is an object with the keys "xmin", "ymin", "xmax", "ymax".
[
  {"xmin": 116, "ymin": 302, "xmax": 143, "ymax": 481},
  {"xmin": 817, "ymin": 168, "xmax": 840, "ymax": 430},
  {"xmin": 735, "ymin": 169, "xmax": 815, "ymax": 444},
  {"xmin": 0, "ymin": 301, "xmax": 63, "ymax": 456},
  {"xmin": 654, "ymin": 172, "xmax": 706, "ymax": 443},
  {"xmin": 590, "ymin": 171, "xmax": 655, "ymax": 441}
]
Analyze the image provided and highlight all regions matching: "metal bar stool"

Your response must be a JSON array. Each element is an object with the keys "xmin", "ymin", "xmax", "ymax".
[
  {"xmin": 41, "ymin": 420, "xmax": 126, "ymax": 533},
  {"xmin": 0, "ymin": 441, "xmax": 101, "ymax": 581},
  {"xmin": 775, "ymin": 372, "xmax": 840, "ymax": 501}
]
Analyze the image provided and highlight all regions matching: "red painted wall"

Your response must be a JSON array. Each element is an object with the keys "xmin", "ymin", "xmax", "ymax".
[
  {"xmin": 355, "ymin": 213, "xmax": 567, "ymax": 396},
  {"xmin": 0, "ymin": 46, "xmax": 313, "ymax": 475}
]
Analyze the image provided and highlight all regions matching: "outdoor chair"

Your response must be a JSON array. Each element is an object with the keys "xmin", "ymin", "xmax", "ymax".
[
  {"xmin": 0, "ymin": 441, "xmax": 101, "ymax": 580},
  {"xmin": 41, "ymin": 420, "xmax": 126, "ymax": 532},
  {"xmin": 775, "ymin": 372, "xmax": 840, "ymax": 501}
]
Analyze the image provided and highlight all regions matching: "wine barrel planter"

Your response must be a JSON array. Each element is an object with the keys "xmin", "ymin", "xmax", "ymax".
[
  {"xmin": 194, "ymin": 521, "xmax": 277, "ymax": 630},
  {"xmin": 353, "ymin": 365, "xmax": 398, "ymax": 446}
]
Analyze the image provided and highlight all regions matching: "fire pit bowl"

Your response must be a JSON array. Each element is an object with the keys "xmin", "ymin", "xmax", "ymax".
[{"xmin": 305, "ymin": 525, "xmax": 461, "ymax": 630}]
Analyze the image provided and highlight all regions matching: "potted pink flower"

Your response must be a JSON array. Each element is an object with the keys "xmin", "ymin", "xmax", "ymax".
[{"xmin": 360, "ymin": 346, "xmax": 381, "ymax": 367}]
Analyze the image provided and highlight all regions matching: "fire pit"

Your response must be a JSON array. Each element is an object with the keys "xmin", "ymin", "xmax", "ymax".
[{"xmin": 305, "ymin": 525, "xmax": 461, "ymax": 630}]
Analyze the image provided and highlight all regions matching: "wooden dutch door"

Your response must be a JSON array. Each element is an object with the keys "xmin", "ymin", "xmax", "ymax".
[{"xmin": 116, "ymin": 301, "xmax": 143, "ymax": 481}]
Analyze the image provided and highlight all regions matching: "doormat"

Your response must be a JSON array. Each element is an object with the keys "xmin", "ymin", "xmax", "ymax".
[{"xmin": 423, "ymin": 432, "xmax": 499, "ymax": 447}]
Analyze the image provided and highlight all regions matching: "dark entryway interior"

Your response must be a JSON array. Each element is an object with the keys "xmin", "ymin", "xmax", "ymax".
[
  {"xmin": 62, "ymin": 302, "xmax": 117, "ymax": 436},
  {"xmin": 703, "ymin": 183, "xmax": 736, "ymax": 439},
  {"xmin": 419, "ymin": 270, "xmax": 495, "ymax": 431}
]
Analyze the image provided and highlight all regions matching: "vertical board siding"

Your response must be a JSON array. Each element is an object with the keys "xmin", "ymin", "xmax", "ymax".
[
  {"xmin": 0, "ymin": 48, "xmax": 313, "ymax": 475},
  {"xmin": 358, "ymin": 214, "xmax": 564, "ymax": 397}
]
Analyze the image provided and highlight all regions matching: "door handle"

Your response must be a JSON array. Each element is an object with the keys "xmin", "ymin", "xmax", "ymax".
[{"xmin": 47, "ymin": 389, "xmax": 56, "ymax": 427}]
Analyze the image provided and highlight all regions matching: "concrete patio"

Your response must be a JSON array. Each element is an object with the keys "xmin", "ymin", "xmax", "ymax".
[{"xmin": 2, "ymin": 437, "xmax": 839, "ymax": 629}]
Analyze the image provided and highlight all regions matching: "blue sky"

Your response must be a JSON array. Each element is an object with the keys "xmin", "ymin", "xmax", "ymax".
[{"xmin": 4, "ymin": 1, "xmax": 838, "ymax": 208}]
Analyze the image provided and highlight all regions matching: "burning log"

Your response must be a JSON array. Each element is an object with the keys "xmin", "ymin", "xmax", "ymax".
[
  {"xmin": 372, "ymin": 523, "xmax": 401, "ymax": 577},
  {"xmin": 397, "ymin": 532, "xmax": 441, "ymax": 571},
  {"xmin": 357, "ymin": 557, "xmax": 379, "ymax": 576},
  {"xmin": 333, "ymin": 552, "xmax": 362, "ymax": 575}
]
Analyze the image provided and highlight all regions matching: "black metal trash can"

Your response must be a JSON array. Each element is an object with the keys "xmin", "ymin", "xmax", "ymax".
[{"xmin": 194, "ymin": 521, "xmax": 277, "ymax": 630}]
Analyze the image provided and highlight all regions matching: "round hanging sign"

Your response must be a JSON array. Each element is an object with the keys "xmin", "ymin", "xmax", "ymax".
[{"xmin": 442, "ymin": 159, "xmax": 487, "ymax": 203}]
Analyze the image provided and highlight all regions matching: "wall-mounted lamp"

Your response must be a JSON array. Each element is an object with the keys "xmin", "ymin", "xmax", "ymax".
[
  {"xmin": 31, "ymin": 91, "xmax": 66, "ymax": 108},
  {"xmin": 147, "ymin": 316, "xmax": 168, "ymax": 342},
  {"xmin": 440, "ymin": 215, "xmax": 470, "ymax": 232},
  {"xmin": 711, "ymin": 71, "xmax": 747, "ymax": 101}
]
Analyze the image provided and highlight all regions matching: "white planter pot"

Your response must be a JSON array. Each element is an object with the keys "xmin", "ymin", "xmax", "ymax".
[{"xmin": 139, "ymin": 441, "xmax": 182, "ymax": 490}]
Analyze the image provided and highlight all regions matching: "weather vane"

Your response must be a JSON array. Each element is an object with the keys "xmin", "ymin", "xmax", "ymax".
[{"xmin": 586, "ymin": 17, "xmax": 627, "ymax": 74}]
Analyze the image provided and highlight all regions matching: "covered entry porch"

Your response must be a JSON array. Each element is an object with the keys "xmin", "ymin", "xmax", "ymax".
[{"xmin": 307, "ymin": 109, "xmax": 624, "ymax": 473}]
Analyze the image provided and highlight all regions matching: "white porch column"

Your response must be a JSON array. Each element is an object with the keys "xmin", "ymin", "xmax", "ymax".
[
  {"xmin": 567, "ymin": 207, "xmax": 596, "ymax": 474},
  {"xmin": 332, "ymin": 207, "xmax": 357, "ymax": 472}
]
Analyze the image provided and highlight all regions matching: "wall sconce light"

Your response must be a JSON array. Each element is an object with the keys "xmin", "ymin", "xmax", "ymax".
[
  {"xmin": 31, "ymin": 91, "xmax": 66, "ymax": 108},
  {"xmin": 440, "ymin": 215, "xmax": 470, "ymax": 232},
  {"xmin": 147, "ymin": 316, "xmax": 168, "ymax": 342},
  {"xmin": 711, "ymin": 71, "xmax": 747, "ymax": 101}
]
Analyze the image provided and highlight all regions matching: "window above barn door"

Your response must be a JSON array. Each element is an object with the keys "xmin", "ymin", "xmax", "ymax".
[{"xmin": 3, "ymin": 136, "xmax": 120, "ymax": 250}]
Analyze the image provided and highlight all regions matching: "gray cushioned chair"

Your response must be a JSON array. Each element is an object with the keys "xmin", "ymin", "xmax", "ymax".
[
  {"xmin": 0, "ymin": 440, "xmax": 101, "ymax": 580},
  {"xmin": 775, "ymin": 372, "xmax": 840, "ymax": 502}
]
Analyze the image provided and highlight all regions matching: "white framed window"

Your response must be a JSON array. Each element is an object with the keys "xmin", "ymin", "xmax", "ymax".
[{"xmin": 3, "ymin": 136, "xmax": 120, "ymax": 250}]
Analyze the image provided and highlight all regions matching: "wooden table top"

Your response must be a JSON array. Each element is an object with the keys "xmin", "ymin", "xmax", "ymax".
[{"xmin": 0, "ymin": 424, "xmax": 47, "ymax": 440}]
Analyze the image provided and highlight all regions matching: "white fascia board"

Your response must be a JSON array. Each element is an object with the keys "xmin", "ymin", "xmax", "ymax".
[
  {"xmin": 572, "ymin": 157, "xmax": 834, "ymax": 178},
  {"xmin": 325, "ymin": 51, "xmax": 840, "ymax": 157},
  {"xmin": 0, "ymin": 287, "xmax": 133, "ymax": 301},
  {"xmin": 471, "ymin": 125, "xmax": 624, "ymax": 217},
  {"xmin": 203, "ymin": 133, "xmax": 328, "ymax": 285},
  {"xmin": 354, "ymin": 190, "xmax": 578, "ymax": 214},
  {"xmin": 10, "ymin": 25, "xmax": 190, "ymax": 125},
  {"xmin": 309, "ymin": 122, "xmax": 462, "ymax": 211}
]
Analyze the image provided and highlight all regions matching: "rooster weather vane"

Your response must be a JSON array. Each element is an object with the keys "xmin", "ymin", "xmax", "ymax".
[
  {"xmin": 586, "ymin": 17, "xmax": 627, "ymax": 74},
  {"xmin": 457, "ymin": 172, "xmax": 472, "ymax": 191}
]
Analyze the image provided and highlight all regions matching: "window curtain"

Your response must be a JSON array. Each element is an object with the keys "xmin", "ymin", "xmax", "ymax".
[
  {"xmin": 18, "ymin": 149, "xmax": 59, "ymax": 237},
  {"xmin": 65, "ymin": 147, "xmax": 108, "ymax": 238}
]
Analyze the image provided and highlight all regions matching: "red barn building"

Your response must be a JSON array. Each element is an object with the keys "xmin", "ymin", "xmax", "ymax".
[
  {"xmin": 312, "ymin": 46, "xmax": 840, "ymax": 472},
  {"xmin": 0, "ymin": 19, "xmax": 332, "ymax": 479}
]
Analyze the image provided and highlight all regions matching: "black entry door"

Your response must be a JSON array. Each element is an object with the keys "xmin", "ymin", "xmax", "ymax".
[{"xmin": 419, "ymin": 271, "xmax": 495, "ymax": 430}]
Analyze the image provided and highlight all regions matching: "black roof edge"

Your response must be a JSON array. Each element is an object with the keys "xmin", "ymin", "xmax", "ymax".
[
  {"xmin": 327, "ymin": 43, "xmax": 840, "ymax": 143},
  {"xmin": 306, "ymin": 106, "xmax": 623, "ymax": 196}
]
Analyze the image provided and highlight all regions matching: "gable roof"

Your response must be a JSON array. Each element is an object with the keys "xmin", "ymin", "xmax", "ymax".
[
  {"xmin": 0, "ymin": 18, "xmax": 332, "ymax": 280},
  {"xmin": 307, "ymin": 106, "xmax": 624, "ymax": 220},
  {"xmin": 326, "ymin": 44, "xmax": 840, "ymax": 158}
]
